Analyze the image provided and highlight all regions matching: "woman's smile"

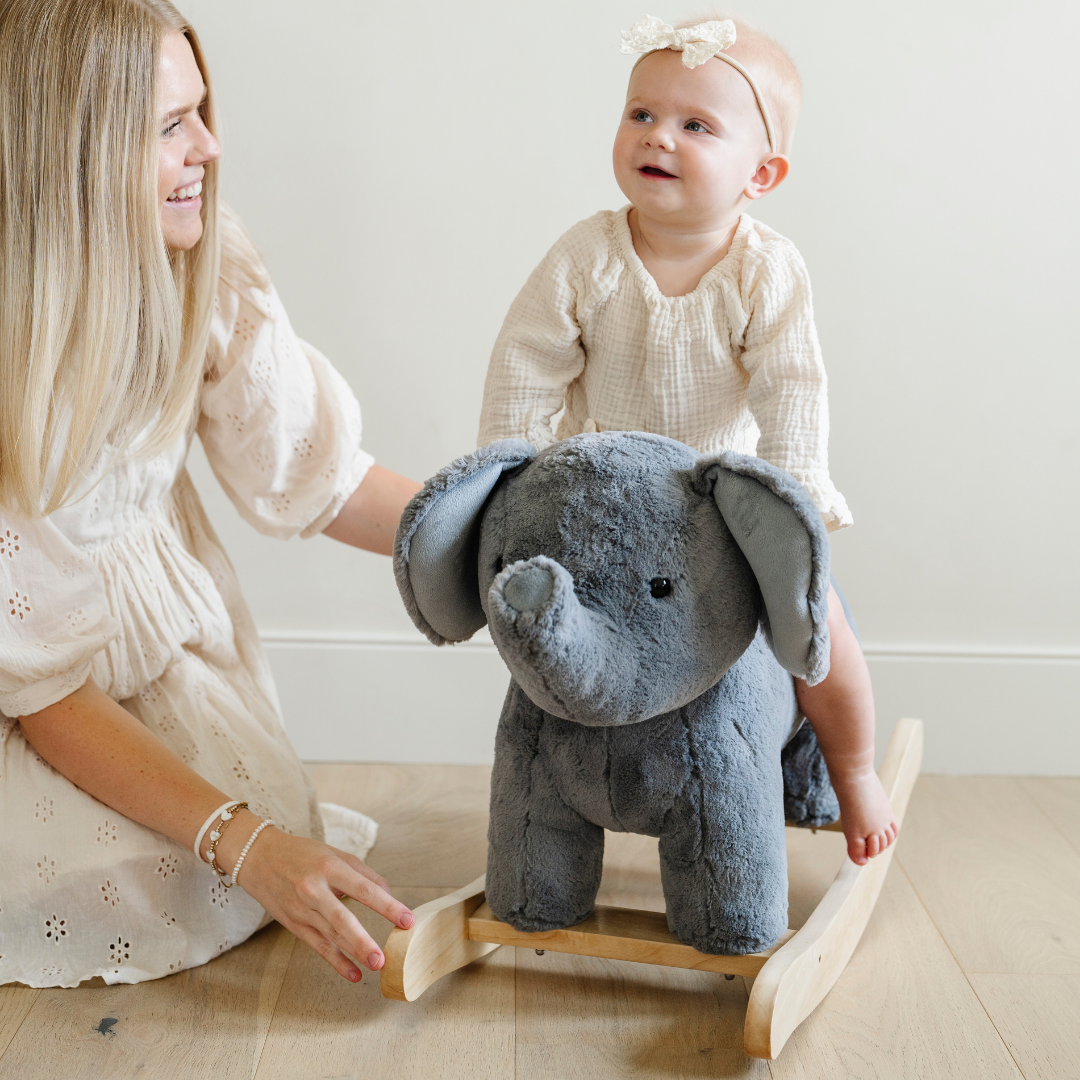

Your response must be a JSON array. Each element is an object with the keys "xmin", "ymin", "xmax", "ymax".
[{"xmin": 166, "ymin": 178, "xmax": 203, "ymax": 206}]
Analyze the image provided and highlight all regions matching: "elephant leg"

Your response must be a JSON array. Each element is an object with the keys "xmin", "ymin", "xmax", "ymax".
[
  {"xmin": 782, "ymin": 720, "xmax": 840, "ymax": 827},
  {"xmin": 485, "ymin": 684, "xmax": 604, "ymax": 933},
  {"xmin": 658, "ymin": 691, "xmax": 789, "ymax": 955}
]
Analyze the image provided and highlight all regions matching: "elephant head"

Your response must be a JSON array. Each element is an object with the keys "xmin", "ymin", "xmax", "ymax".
[{"xmin": 395, "ymin": 432, "xmax": 831, "ymax": 727}]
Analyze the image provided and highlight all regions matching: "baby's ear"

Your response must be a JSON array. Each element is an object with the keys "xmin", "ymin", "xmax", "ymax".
[
  {"xmin": 694, "ymin": 452, "xmax": 831, "ymax": 685},
  {"xmin": 395, "ymin": 440, "xmax": 536, "ymax": 645}
]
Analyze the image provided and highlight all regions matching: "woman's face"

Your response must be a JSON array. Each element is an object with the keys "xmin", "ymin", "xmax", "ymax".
[{"xmin": 157, "ymin": 32, "xmax": 221, "ymax": 251}]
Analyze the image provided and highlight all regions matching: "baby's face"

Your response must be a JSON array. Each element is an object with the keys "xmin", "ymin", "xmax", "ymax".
[{"xmin": 613, "ymin": 48, "xmax": 773, "ymax": 227}]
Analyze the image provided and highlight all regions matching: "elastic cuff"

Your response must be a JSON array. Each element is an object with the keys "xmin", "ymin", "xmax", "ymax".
[{"xmin": 301, "ymin": 448, "xmax": 376, "ymax": 539}]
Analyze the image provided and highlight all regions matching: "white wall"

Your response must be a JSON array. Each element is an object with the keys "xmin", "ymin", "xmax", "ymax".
[{"xmin": 182, "ymin": 0, "xmax": 1080, "ymax": 772}]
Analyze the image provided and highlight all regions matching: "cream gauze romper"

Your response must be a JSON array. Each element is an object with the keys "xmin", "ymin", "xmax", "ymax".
[
  {"xmin": 0, "ymin": 271, "xmax": 376, "ymax": 988},
  {"xmin": 478, "ymin": 207, "xmax": 852, "ymax": 531}
]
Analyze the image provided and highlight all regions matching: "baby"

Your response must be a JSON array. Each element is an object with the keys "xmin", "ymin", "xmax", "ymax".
[{"xmin": 478, "ymin": 13, "xmax": 896, "ymax": 865}]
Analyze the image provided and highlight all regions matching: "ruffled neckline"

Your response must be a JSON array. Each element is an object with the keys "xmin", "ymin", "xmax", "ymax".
[{"xmin": 611, "ymin": 206, "xmax": 753, "ymax": 306}]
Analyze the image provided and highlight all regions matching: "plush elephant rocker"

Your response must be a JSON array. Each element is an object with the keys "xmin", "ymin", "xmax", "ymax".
[{"xmin": 394, "ymin": 431, "xmax": 844, "ymax": 955}]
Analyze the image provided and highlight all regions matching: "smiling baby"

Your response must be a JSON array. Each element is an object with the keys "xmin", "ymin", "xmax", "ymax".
[{"xmin": 478, "ymin": 12, "xmax": 896, "ymax": 866}]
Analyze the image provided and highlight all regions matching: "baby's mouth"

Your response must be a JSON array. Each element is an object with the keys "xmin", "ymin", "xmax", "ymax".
[{"xmin": 639, "ymin": 165, "xmax": 677, "ymax": 179}]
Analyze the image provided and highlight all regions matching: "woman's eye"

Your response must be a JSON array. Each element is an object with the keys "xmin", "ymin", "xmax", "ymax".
[
  {"xmin": 162, "ymin": 120, "xmax": 181, "ymax": 138},
  {"xmin": 650, "ymin": 577, "xmax": 672, "ymax": 599}
]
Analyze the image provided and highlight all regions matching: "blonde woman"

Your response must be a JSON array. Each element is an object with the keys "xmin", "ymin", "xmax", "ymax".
[{"xmin": 0, "ymin": 0, "xmax": 419, "ymax": 988}]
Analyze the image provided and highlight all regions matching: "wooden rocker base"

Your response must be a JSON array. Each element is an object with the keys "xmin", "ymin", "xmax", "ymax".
[{"xmin": 381, "ymin": 717, "xmax": 924, "ymax": 1060}]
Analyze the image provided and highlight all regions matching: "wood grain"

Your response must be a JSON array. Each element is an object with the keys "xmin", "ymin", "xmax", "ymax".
[
  {"xmin": 0, "ymin": 986, "xmax": 39, "ymax": 1060},
  {"xmin": 1020, "ymin": 777, "xmax": 1080, "ymax": 856},
  {"xmin": 306, "ymin": 762, "xmax": 491, "ymax": 888},
  {"xmin": 898, "ymin": 775, "xmax": 1080, "ymax": 973},
  {"xmin": 969, "ymin": 973, "xmax": 1080, "ymax": 1080},
  {"xmin": 254, "ymin": 887, "xmax": 514, "ymax": 1080},
  {"xmin": 0, "ymin": 922, "xmax": 295, "ymax": 1080},
  {"xmin": 769, "ymin": 866, "xmax": 1023, "ymax": 1080},
  {"xmin": 515, "ymin": 947, "xmax": 770, "ymax": 1079}
]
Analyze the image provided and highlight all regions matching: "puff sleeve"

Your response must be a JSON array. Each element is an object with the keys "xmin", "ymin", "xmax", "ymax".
[
  {"xmin": 198, "ymin": 279, "xmax": 374, "ymax": 540},
  {"xmin": 477, "ymin": 229, "xmax": 589, "ymax": 450},
  {"xmin": 737, "ymin": 238, "xmax": 853, "ymax": 532},
  {"xmin": 0, "ymin": 516, "xmax": 119, "ymax": 717}
]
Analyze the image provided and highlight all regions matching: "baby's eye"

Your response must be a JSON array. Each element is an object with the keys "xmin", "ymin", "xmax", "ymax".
[
  {"xmin": 632, "ymin": 109, "xmax": 653, "ymax": 123},
  {"xmin": 684, "ymin": 120, "xmax": 706, "ymax": 133}
]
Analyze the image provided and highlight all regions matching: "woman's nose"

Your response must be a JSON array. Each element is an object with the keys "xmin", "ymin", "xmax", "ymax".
[{"xmin": 190, "ymin": 123, "xmax": 222, "ymax": 167}]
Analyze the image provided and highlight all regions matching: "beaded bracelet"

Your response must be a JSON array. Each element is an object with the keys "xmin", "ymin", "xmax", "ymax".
[
  {"xmin": 194, "ymin": 800, "xmax": 239, "ymax": 861},
  {"xmin": 206, "ymin": 802, "xmax": 249, "ymax": 885},
  {"xmin": 230, "ymin": 819, "xmax": 277, "ymax": 889}
]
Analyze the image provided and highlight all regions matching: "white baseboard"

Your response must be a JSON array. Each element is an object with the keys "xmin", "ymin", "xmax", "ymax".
[{"xmin": 262, "ymin": 634, "xmax": 1080, "ymax": 774}]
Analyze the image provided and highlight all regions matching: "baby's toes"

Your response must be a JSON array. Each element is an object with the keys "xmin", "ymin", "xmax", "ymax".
[
  {"xmin": 847, "ymin": 835, "xmax": 868, "ymax": 865},
  {"xmin": 865, "ymin": 833, "xmax": 881, "ymax": 859}
]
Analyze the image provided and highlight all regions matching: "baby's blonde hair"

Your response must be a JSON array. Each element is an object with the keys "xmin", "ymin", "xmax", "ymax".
[
  {"xmin": 0, "ymin": 0, "xmax": 223, "ymax": 516},
  {"xmin": 641, "ymin": 11, "xmax": 803, "ymax": 156}
]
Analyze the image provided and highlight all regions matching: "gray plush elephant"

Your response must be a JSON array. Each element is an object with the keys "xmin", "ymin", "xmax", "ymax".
[{"xmin": 394, "ymin": 431, "xmax": 841, "ymax": 955}]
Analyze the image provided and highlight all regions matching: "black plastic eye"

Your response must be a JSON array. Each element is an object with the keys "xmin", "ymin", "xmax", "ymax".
[{"xmin": 650, "ymin": 577, "xmax": 672, "ymax": 599}]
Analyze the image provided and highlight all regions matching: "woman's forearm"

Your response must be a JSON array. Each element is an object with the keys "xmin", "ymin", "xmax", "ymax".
[
  {"xmin": 322, "ymin": 463, "xmax": 421, "ymax": 555},
  {"xmin": 19, "ymin": 680, "xmax": 231, "ymax": 856}
]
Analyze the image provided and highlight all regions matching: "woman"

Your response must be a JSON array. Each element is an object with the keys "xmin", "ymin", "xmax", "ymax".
[{"xmin": 0, "ymin": 0, "xmax": 417, "ymax": 988}]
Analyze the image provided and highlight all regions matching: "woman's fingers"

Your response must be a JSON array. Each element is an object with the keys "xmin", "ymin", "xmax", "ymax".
[
  {"xmin": 330, "ymin": 862, "xmax": 414, "ymax": 929},
  {"xmin": 307, "ymin": 897, "xmax": 385, "ymax": 970},
  {"xmin": 291, "ymin": 921, "xmax": 364, "ymax": 982},
  {"xmin": 336, "ymin": 849, "xmax": 390, "ymax": 891}
]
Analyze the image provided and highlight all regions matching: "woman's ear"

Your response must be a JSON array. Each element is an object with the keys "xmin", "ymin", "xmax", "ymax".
[
  {"xmin": 694, "ymin": 451, "xmax": 831, "ymax": 684},
  {"xmin": 395, "ymin": 440, "xmax": 536, "ymax": 645}
]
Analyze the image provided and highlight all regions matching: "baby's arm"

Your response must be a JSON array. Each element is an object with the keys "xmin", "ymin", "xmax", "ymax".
[{"xmin": 478, "ymin": 244, "xmax": 587, "ymax": 448}]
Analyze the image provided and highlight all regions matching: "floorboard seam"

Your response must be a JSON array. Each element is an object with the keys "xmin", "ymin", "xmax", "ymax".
[
  {"xmin": 895, "ymin": 857, "xmax": 1029, "ymax": 1079},
  {"xmin": 1016, "ymin": 779, "xmax": 1080, "ymax": 860}
]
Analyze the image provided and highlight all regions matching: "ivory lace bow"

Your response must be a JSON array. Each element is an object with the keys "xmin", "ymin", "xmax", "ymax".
[{"xmin": 620, "ymin": 14, "xmax": 737, "ymax": 69}]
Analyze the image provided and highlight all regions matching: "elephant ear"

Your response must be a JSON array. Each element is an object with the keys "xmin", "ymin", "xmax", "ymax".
[
  {"xmin": 395, "ymin": 440, "xmax": 536, "ymax": 646},
  {"xmin": 695, "ymin": 452, "xmax": 832, "ymax": 685}
]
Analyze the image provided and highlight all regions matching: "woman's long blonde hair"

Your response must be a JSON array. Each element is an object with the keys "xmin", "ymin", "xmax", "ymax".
[{"xmin": 0, "ymin": 0, "xmax": 222, "ymax": 516}]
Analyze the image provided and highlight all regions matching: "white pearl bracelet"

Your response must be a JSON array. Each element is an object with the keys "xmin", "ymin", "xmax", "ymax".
[{"xmin": 230, "ymin": 819, "xmax": 277, "ymax": 888}]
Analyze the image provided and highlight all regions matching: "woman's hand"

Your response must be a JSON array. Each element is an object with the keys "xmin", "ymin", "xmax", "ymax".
[{"xmin": 220, "ymin": 812, "xmax": 415, "ymax": 981}]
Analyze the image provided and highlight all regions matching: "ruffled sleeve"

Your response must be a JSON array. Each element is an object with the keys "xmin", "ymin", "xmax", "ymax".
[
  {"xmin": 477, "ymin": 222, "xmax": 594, "ymax": 450},
  {"xmin": 0, "ymin": 515, "xmax": 119, "ymax": 717},
  {"xmin": 198, "ymin": 278, "xmax": 374, "ymax": 540},
  {"xmin": 736, "ymin": 233, "xmax": 853, "ymax": 532}
]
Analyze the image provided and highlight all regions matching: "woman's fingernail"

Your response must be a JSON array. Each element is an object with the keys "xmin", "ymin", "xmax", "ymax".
[
  {"xmin": 368, "ymin": 951, "xmax": 383, "ymax": 970},
  {"xmin": 348, "ymin": 967, "xmax": 362, "ymax": 982},
  {"xmin": 399, "ymin": 911, "xmax": 415, "ymax": 929}
]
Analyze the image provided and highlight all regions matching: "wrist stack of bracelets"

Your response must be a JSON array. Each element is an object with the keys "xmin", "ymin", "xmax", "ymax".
[{"xmin": 192, "ymin": 801, "xmax": 277, "ymax": 890}]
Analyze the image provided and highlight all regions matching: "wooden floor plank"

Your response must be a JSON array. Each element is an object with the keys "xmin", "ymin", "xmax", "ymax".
[
  {"xmin": 0, "ymin": 985, "xmax": 39, "ymax": 1060},
  {"xmin": 307, "ymin": 763, "xmax": 491, "ymax": 888},
  {"xmin": 969, "ymin": 973, "xmax": 1080, "ymax": 1080},
  {"xmin": 769, "ymin": 864, "xmax": 1023, "ymax": 1080},
  {"xmin": 0, "ymin": 922, "xmax": 295, "ymax": 1080},
  {"xmin": 516, "ymin": 948, "xmax": 768, "ymax": 1080},
  {"xmin": 254, "ymin": 887, "xmax": 514, "ymax": 1080},
  {"xmin": 1019, "ymin": 777, "xmax": 1080, "ymax": 856},
  {"xmin": 897, "ymin": 776, "xmax": 1080, "ymax": 973}
]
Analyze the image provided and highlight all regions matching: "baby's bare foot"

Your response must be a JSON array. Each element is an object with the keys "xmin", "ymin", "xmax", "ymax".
[{"xmin": 831, "ymin": 770, "xmax": 898, "ymax": 866}]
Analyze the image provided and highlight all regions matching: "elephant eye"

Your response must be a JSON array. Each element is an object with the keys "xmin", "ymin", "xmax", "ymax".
[{"xmin": 649, "ymin": 577, "xmax": 672, "ymax": 599}]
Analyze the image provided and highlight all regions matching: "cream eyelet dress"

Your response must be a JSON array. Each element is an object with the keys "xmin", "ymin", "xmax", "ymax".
[{"xmin": 0, "ymin": 271, "xmax": 376, "ymax": 988}]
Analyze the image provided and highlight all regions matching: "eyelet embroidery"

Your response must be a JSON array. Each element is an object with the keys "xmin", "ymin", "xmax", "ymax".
[
  {"xmin": 66, "ymin": 608, "xmax": 88, "ymax": 629},
  {"xmin": 96, "ymin": 819, "xmax": 118, "ymax": 847},
  {"xmin": 100, "ymin": 879, "xmax": 121, "ymax": 907},
  {"xmin": 7, "ymin": 590, "xmax": 31, "ymax": 620},
  {"xmin": 37, "ymin": 855, "xmax": 57, "ymax": 885},
  {"xmin": 161, "ymin": 910, "xmax": 177, "ymax": 928},
  {"xmin": 0, "ymin": 530, "xmax": 20, "ymax": 558},
  {"xmin": 107, "ymin": 937, "xmax": 131, "ymax": 965},
  {"xmin": 209, "ymin": 881, "xmax": 230, "ymax": 909},
  {"xmin": 155, "ymin": 853, "xmax": 180, "ymax": 878},
  {"xmin": 44, "ymin": 914, "xmax": 68, "ymax": 944},
  {"xmin": 34, "ymin": 795, "xmax": 54, "ymax": 823}
]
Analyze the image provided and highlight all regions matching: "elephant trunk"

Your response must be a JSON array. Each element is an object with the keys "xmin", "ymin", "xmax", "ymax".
[{"xmin": 487, "ymin": 556, "xmax": 654, "ymax": 727}]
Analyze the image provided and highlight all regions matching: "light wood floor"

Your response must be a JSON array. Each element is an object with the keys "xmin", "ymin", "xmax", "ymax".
[{"xmin": 3, "ymin": 767, "xmax": 1079, "ymax": 1079}]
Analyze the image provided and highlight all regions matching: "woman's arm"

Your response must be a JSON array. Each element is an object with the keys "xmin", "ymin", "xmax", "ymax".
[
  {"xmin": 322, "ymin": 463, "xmax": 421, "ymax": 555},
  {"xmin": 18, "ymin": 680, "xmax": 414, "ymax": 981}
]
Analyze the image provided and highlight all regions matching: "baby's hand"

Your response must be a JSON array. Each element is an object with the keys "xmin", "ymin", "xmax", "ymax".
[{"xmin": 830, "ymin": 770, "xmax": 898, "ymax": 866}]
